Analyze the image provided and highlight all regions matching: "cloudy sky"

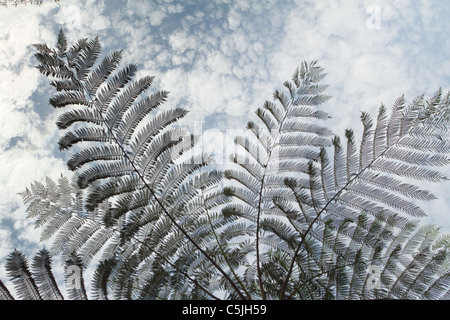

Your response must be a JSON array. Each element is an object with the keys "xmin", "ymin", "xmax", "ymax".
[{"xmin": 0, "ymin": 0, "xmax": 449, "ymax": 295}]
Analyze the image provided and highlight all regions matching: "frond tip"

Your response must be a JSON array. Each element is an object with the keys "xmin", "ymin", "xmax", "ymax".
[
  {"xmin": 5, "ymin": 249, "xmax": 41, "ymax": 300},
  {"xmin": 31, "ymin": 249, "xmax": 64, "ymax": 300}
]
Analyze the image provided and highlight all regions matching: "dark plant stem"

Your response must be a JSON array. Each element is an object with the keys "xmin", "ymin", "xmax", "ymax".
[
  {"xmin": 64, "ymin": 61, "xmax": 246, "ymax": 300},
  {"xmin": 279, "ymin": 146, "xmax": 395, "ymax": 299},
  {"xmin": 111, "ymin": 228, "xmax": 221, "ymax": 300}
]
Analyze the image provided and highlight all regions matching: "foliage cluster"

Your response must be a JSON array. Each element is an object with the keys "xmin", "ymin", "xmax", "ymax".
[{"xmin": 1, "ymin": 30, "xmax": 449, "ymax": 300}]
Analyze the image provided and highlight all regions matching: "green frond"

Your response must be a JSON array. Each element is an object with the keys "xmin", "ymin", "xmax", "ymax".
[
  {"xmin": 116, "ymin": 90, "xmax": 169, "ymax": 143},
  {"xmin": 386, "ymin": 95, "xmax": 406, "ymax": 148},
  {"xmin": 58, "ymin": 127, "xmax": 109, "ymax": 150},
  {"xmin": 77, "ymin": 160, "xmax": 134, "ymax": 189},
  {"xmin": 73, "ymin": 36, "xmax": 102, "ymax": 81},
  {"xmin": 106, "ymin": 75, "xmax": 155, "ymax": 130},
  {"xmin": 359, "ymin": 111, "xmax": 374, "ymax": 169},
  {"xmin": 371, "ymin": 158, "xmax": 448, "ymax": 182},
  {"xmin": 67, "ymin": 145, "xmax": 124, "ymax": 171},
  {"xmin": 131, "ymin": 108, "xmax": 189, "ymax": 159},
  {"xmin": 56, "ymin": 29, "xmax": 67, "ymax": 54},
  {"xmin": 84, "ymin": 50, "xmax": 123, "ymax": 96},
  {"xmin": 287, "ymin": 106, "xmax": 330, "ymax": 120},
  {"xmin": 94, "ymin": 64, "xmax": 138, "ymax": 114}
]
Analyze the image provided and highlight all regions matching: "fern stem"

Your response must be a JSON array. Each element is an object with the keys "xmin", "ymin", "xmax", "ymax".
[
  {"xmin": 253, "ymin": 97, "xmax": 290, "ymax": 300},
  {"xmin": 198, "ymin": 171, "xmax": 253, "ymax": 299},
  {"xmin": 279, "ymin": 172, "xmax": 357, "ymax": 299},
  {"xmin": 100, "ymin": 108, "xmax": 244, "ymax": 299},
  {"xmin": 0, "ymin": 280, "xmax": 14, "ymax": 300},
  {"xmin": 206, "ymin": 214, "xmax": 252, "ymax": 299},
  {"xmin": 278, "ymin": 118, "xmax": 417, "ymax": 299},
  {"xmin": 105, "ymin": 125, "xmax": 245, "ymax": 299},
  {"xmin": 63, "ymin": 58, "xmax": 246, "ymax": 299},
  {"xmin": 255, "ymin": 176, "xmax": 267, "ymax": 299},
  {"xmin": 386, "ymin": 238, "xmax": 435, "ymax": 300},
  {"xmin": 110, "ymin": 228, "xmax": 221, "ymax": 300}
]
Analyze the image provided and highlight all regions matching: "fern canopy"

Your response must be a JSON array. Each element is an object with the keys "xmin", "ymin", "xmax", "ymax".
[{"xmin": 1, "ymin": 30, "xmax": 449, "ymax": 300}]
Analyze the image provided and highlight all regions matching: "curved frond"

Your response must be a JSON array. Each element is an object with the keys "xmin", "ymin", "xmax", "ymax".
[
  {"xmin": 31, "ymin": 249, "xmax": 64, "ymax": 300},
  {"xmin": 0, "ymin": 280, "xmax": 14, "ymax": 300},
  {"xmin": 5, "ymin": 249, "xmax": 41, "ymax": 300},
  {"xmin": 16, "ymin": 33, "xmax": 449, "ymax": 301}
]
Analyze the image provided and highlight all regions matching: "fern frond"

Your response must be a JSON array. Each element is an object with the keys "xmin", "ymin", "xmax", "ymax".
[
  {"xmin": 5, "ymin": 249, "xmax": 41, "ymax": 300},
  {"xmin": 64, "ymin": 253, "xmax": 88, "ymax": 300},
  {"xmin": 224, "ymin": 61, "xmax": 334, "ymax": 299},
  {"xmin": 22, "ymin": 35, "xmax": 450, "ymax": 301},
  {"xmin": 49, "ymin": 91, "xmax": 87, "ymax": 108},
  {"xmin": 0, "ymin": 280, "xmax": 14, "ymax": 300},
  {"xmin": 74, "ymin": 37, "xmax": 102, "ymax": 81},
  {"xmin": 84, "ymin": 50, "xmax": 123, "ymax": 96},
  {"xmin": 56, "ymin": 107, "xmax": 102, "ymax": 130},
  {"xmin": 31, "ymin": 249, "xmax": 64, "ymax": 300},
  {"xmin": 31, "ymin": 30, "xmax": 246, "ymax": 300},
  {"xmin": 58, "ymin": 127, "xmax": 109, "ymax": 150},
  {"xmin": 91, "ymin": 258, "xmax": 117, "ymax": 300},
  {"xmin": 116, "ymin": 90, "xmax": 169, "ymax": 144}
]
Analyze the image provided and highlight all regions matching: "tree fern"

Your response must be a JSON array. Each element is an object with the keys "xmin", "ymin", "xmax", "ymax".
[
  {"xmin": 221, "ymin": 61, "xmax": 450, "ymax": 299},
  {"xmin": 30, "ymin": 29, "xmax": 245, "ymax": 299},
  {"xmin": 0, "ymin": 248, "xmax": 111, "ymax": 300},
  {"xmin": 5, "ymin": 249, "xmax": 42, "ymax": 300},
  {"xmin": 64, "ymin": 252, "xmax": 88, "ymax": 300},
  {"xmin": 2, "ymin": 30, "xmax": 449, "ymax": 300}
]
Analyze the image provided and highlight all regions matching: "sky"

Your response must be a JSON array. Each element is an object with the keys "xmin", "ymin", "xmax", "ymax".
[{"xmin": 0, "ymin": 0, "xmax": 449, "ymax": 297}]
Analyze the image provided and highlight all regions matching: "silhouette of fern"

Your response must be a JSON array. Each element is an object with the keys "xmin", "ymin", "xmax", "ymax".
[{"xmin": 1, "ymin": 30, "xmax": 449, "ymax": 300}]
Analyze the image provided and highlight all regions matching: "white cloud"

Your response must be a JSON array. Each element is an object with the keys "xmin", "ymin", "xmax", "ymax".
[
  {"xmin": 125, "ymin": 0, "xmax": 167, "ymax": 26},
  {"xmin": 0, "ymin": 228, "xmax": 12, "ymax": 262},
  {"xmin": 227, "ymin": 7, "xmax": 241, "ymax": 30},
  {"xmin": 0, "ymin": 2, "xmax": 71, "ymax": 274},
  {"xmin": 205, "ymin": 52, "xmax": 232, "ymax": 75},
  {"xmin": 149, "ymin": 10, "xmax": 166, "ymax": 26},
  {"xmin": 91, "ymin": 15, "xmax": 110, "ymax": 30},
  {"xmin": 169, "ymin": 30, "xmax": 197, "ymax": 53}
]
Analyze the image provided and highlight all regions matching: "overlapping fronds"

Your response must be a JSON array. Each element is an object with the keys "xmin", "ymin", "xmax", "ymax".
[
  {"xmin": 280, "ymin": 214, "xmax": 450, "ymax": 300},
  {"xmin": 29, "ymin": 29, "xmax": 245, "ymax": 299},
  {"xmin": 221, "ymin": 61, "xmax": 336, "ymax": 299},
  {"xmin": 31, "ymin": 249, "xmax": 64, "ymax": 300},
  {"xmin": 305, "ymin": 93, "xmax": 449, "ymax": 235},
  {"xmin": 2, "ymin": 249, "xmax": 74, "ymax": 300},
  {"xmin": 222, "ymin": 61, "xmax": 450, "ymax": 299},
  {"xmin": 291, "ymin": 91, "xmax": 450, "ymax": 300},
  {"xmin": 3, "ymin": 29, "xmax": 448, "ymax": 300},
  {"xmin": 4, "ymin": 249, "xmax": 41, "ymax": 300}
]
